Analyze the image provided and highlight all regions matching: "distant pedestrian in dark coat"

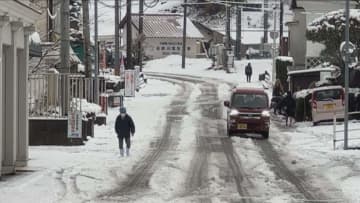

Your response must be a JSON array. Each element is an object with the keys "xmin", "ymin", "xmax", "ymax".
[
  {"xmin": 245, "ymin": 63, "xmax": 253, "ymax": 83},
  {"xmin": 115, "ymin": 107, "xmax": 135, "ymax": 156},
  {"xmin": 279, "ymin": 91, "xmax": 296, "ymax": 126}
]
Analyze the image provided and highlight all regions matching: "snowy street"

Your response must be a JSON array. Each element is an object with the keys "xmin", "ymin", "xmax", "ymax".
[{"xmin": 1, "ymin": 57, "xmax": 360, "ymax": 202}]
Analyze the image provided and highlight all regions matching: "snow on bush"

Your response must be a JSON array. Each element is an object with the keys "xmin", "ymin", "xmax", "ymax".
[
  {"xmin": 308, "ymin": 9, "xmax": 360, "ymax": 33},
  {"xmin": 72, "ymin": 98, "xmax": 102, "ymax": 115}
]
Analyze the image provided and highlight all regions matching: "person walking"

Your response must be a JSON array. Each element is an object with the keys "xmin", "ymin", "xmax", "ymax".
[
  {"xmin": 272, "ymin": 79, "xmax": 285, "ymax": 114},
  {"xmin": 280, "ymin": 91, "xmax": 296, "ymax": 127},
  {"xmin": 245, "ymin": 62, "xmax": 253, "ymax": 82},
  {"xmin": 115, "ymin": 107, "xmax": 135, "ymax": 157}
]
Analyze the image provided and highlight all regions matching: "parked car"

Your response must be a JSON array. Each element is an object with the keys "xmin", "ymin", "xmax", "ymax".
[
  {"xmin": 224, "ymin": 88, "xmax": 270, "ymax": 138},
  {"xmin": 311, "ymin": 86, "xmax": 344, "ymax": 125}
]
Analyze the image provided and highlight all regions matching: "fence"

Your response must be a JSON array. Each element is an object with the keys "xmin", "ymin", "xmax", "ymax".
[
  {"xmin": 333, "ymin": 111, "xmax": 360, "ymax": 150},
  {"xmin": 28, "ymin": 73, "xmax": 106, "ymax": 118}
]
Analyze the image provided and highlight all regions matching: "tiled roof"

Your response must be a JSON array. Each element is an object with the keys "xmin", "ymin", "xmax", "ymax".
[{"xmin": 131, "ymin": 14, "xmax": 204, "ymax": 39}]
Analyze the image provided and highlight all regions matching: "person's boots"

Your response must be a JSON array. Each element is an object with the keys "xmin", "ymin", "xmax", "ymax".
[
  {"xmin": 120, "ymin": 149, "xmax": 124, "ymax": 157},
  {"xmin": 126, "ymin": 148, "xmax": 130, "ymax": 157}
]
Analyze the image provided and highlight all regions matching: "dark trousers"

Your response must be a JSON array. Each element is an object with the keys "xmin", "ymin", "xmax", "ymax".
[
  {"xmin": 246, "ymin": 74, "xmax": 251, "ymax": 82},
  {"xmin": 118, "ymin": 136, "xmax": 131, "ymax": 149}
]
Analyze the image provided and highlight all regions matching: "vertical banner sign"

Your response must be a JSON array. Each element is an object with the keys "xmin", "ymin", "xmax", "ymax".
[
  {"xmin": 125, "ymin": 70, "xmax": 135, "ymax": 97},
  {"xmin": 135, "ymin": 65, "xmax": 140, "ymax": 88},
  {"xmin": 120, "ymin": 56, "xmax": 125, "ymax": 79},
  {"xmin": 68, "ymin": 110, "xmax": 82, "ymax": 138}
]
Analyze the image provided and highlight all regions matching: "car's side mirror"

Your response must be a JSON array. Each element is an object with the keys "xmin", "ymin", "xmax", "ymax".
[{"xmin": 224, "ymin": 101, "xmax": 230, "ymax": 107}]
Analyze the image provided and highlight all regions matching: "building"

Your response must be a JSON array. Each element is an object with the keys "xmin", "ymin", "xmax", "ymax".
[
  {"xmin": 286, "ymin": 0, "xmax": 357, "ymax": 69},
  {"xmin": 120, "ymin": 14, "xmax": 205, "ymax": 60},
  {"xmin": 0, "ymin": 0, "xmax": 40, "ymax": 176}
]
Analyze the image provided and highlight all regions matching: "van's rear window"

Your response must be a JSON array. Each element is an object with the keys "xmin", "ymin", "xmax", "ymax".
[{"xmin": 314, "ymin": 89, "xmax": 342, "ymax": 101}]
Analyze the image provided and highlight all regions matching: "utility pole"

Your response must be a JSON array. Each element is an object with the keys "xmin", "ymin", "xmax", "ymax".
[
  {"xmin": 272, "ymin": 6, "xmax": 277, "ymax": 83},
  {"xmin": 60, "ymin": 0, "xmax": 70, "ymax": 115},
  {"xmin": 235, "ymin": 6, "xmax": 242, "ymax": 60},
  {"xmin": 115, "ymin": 0, "xmax": 120, "ymax": 75},
  {"xmin": 263, "ymin": 0, "xmax": 269, "ymax": 45},
  {"xmin": 279, "ymin": 0, "xmax": 284, "ymax": 55},
  {"xmin": 82, "ymin": 0, "xmax": 91, "ymax": 78},
  {"xmin": 344, "ymin": 0, "xmax": 350, "ymax": 150},
  {"xmin": 225, "ymin": 3, "xmax": 231, "ymax": 71},
  {"xmin": 60, "ymin": 0, "xmax": 70, "ymax": 73},
  {"xmin": 94, "ymin": 0, "xmax": 99, "ymax": 104},
  {"xmin": 181, "ymin": 0, "xmax": 187, "ymax": 69},
  {"xmin": 126, "ymin": 0, "xmax": 133, "ymax": 69},
  {"xmin": 138, "ymin": 0, "xmax": 144, "ymax": 71}
]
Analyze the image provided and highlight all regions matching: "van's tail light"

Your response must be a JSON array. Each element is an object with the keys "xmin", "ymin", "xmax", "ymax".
[{"xmin": 312, "ymin": 94, "xmax": 317, "ymax": 109}]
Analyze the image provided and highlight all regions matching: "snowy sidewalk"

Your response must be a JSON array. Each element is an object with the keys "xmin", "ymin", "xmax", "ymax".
[{"xmin": 0, "ymin": 80, "xmax": 180, "ymax": 202}]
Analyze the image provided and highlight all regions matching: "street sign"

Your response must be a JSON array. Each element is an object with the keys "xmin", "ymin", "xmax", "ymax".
[
  {"xmin": 270, "ymin": 31, "xmax": 279, "ymax": 40},
  {"xmin": 340, "ymin": 41, "xmax": 358, "ymax": 67},
  {"xmin": 68, "ymin": 110, "xmax": 82, "ymax": 138},
  {"xmin": 124, "ymin": 70, "xmax": 135, "ymax": 97}
]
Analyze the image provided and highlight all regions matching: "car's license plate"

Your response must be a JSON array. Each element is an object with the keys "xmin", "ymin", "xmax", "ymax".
[
  {"xmin": 237, "ymin": 123, "xmax": 247, "ymax": 130},
  {"xmin": 323, "ymin": 104, "xmax": 335, "ymax": 110}
]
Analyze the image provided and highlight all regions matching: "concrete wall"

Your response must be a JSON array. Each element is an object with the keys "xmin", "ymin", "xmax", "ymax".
[{"xmin": 288, "ymin": 8, "xmax": 306, "ymax": 67}]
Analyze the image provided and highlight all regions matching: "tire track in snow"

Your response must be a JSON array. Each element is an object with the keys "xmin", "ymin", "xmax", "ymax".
[{"xmin": 98, "ymin": 77, "xmax": 193, "ymax": 201}]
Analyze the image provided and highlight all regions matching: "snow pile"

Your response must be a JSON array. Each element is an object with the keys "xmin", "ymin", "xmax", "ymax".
[
  {"xmin": 30, "ymin": 32, "xmax": 41, "ymax": 44},
  {"xmin": 77, "ymin": 64, "xmax": 85, "ymax": 72},
  {"xmin": 72, "ymin": 98, "xmax": 102, "ymax": 115}
]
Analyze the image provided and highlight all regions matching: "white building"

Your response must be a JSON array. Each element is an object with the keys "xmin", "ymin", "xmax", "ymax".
[
  {"xmin": 121, "ymin": 14, "xmax": 205, "ymax": 60},
  {"xmin": 0, "ymin": 1, "xmax": 40, "ymax": 176}
]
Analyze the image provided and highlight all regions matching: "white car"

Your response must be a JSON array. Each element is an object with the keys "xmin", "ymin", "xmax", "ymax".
[{"xmin": 311, "ymin": 86, "xmax": 344, "ymax": 125}]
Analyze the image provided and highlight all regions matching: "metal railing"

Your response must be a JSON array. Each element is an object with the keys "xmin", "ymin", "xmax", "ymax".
[
  {"xmin": 333, "ymin": 111, "xmax": 360, "ymax": 150},
  {"xmin": 28, "ymin": 73, "xmax": 106, "ymax": 118}
]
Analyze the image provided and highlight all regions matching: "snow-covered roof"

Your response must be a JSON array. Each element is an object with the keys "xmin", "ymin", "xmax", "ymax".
[
  {"xmin": 276, "ymin": 56, "xmax": 294, "ymax": 63},
  {"xmin": 131, "ymin": 14, "xmax": 204, "ymax": 39},
  {"xmin": 288, "ymin": 67, "xmax": 336, "ymax": 75}
]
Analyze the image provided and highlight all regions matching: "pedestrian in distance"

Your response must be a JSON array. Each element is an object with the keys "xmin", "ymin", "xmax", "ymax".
[
  {"xmin": 272, "ymin": 79, "xmax": 285, "ymax": 114},
  {"xmin": 279, "ymin": 91, "xmax": 296, "ymax": 127},
  {"xmin": 245, "ymin": 62, "xmax": 253, "ymax": 83},
  {"xmin": 115, "ymin": 107, "xmax": 135, "ymax": 157}
]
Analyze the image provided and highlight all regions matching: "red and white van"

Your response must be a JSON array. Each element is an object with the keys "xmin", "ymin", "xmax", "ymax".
[{"xmin": 311, "ymin": 86, "xmax": 344, "ymax": 125}]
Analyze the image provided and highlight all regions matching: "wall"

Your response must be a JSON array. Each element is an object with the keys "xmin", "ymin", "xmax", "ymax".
[
  {"xmin": 144, "ymin": 37, "xmax": 202, "ymax": 59},
  {"xmin": 288, "ymin": 8, "xmax": 306, "ymax": 67}
]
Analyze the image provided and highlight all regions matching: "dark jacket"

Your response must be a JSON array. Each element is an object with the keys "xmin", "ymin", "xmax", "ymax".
[
  {"xmin": 115, "ymin": 114, "xmax": 135, "ymax": 137},
  {"xmin": 280, "ymin": 94, "xmax": 296, "ymax": 117},
  {"xmin": 245, "ymin": 64, "xmax": 252, "ymax": 75}
]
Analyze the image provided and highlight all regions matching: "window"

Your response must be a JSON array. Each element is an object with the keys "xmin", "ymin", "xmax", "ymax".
[
  {"xmin": 177, "ymin": 47, "xmax": 181, "ymax": 51},
  {"xmin": 187, "ymin": 47, "xmax": 191, "ymax": 51},
  {"xmin": 231, "ymin": 93, "xmax": 268, "ymax": 108},
  {"xmin": 172, "ymin": 47, "xmax": 176, "ymax": 50},
  {"xmin": 161, "ymin": 47, "xmax": 165, "ymax": 50},
  {"xmin": 167, "ymin": 47, "xmax": 171, "ymax": 50},
  {"xmin": 156, "ymin": 47, "xmax": 160, "ymax": 51}
]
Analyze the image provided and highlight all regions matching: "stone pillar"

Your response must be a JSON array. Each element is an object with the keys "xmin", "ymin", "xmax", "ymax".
[
  {"xmin": 2, "ymin": 21, "xmax": 22, "ymax": 174},
  {"xmin": 0, "ymin": 15, "xmax": 10, "ymax": 176},
  {"xmin": 16, "ymin": 26, "xmax": 34, "ymax": 167}
]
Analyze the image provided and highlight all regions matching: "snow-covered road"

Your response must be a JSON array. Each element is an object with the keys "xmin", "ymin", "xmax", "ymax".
[{"xmin": 2, "ymin": 56, "xmax": 360, "ymax": 202}]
